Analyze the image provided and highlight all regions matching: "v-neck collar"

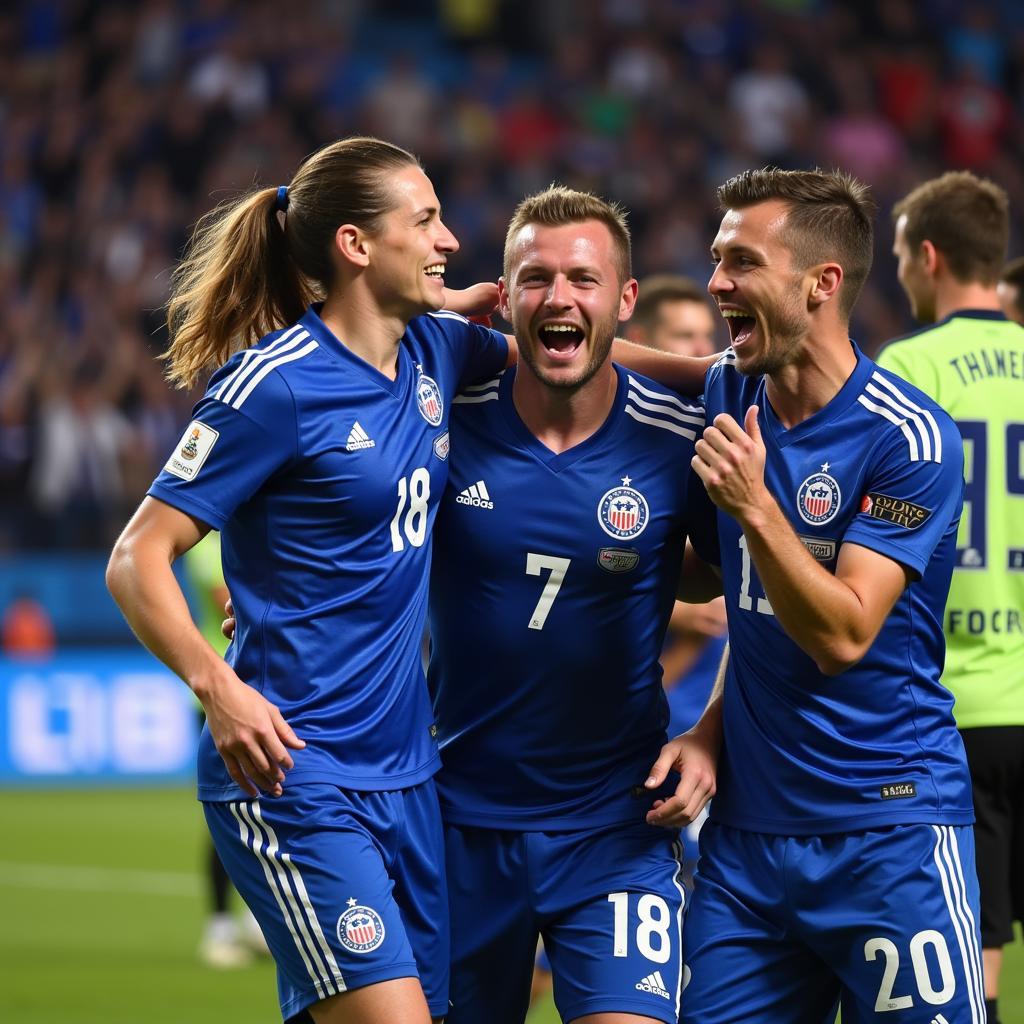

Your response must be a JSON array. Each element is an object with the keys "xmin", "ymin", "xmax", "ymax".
[
  {"xmin": 759, "ymin": 342, "xmax": 874, "ymax": 449},
  {"xmin": 300, "ymin": 304, "xmax": 409, "ymax": 398},
  {"xmin": 498, "ymin": 364, "xmax": 627, "ymax": 473}
]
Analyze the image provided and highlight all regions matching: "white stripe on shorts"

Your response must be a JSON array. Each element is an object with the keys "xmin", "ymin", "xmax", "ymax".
[
  {"xmin": 670, "ymin": 838, "xmax": 687, "ymax": 1020},
  {"xmin": 231, "ymin": 801, "xmax": 345, "ymax": 999},
  {"xmin": 930, "ymin": 825, "xmax": 985, "ymax": 1023}
]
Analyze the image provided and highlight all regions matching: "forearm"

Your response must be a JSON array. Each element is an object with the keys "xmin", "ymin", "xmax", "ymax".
[
  {"xmin": 107, "ymin": 538, "xmax": 231, "ymax": 701},
  {"xmin": 739, "ymin": 500, "xmax": 871, "ymax": 674},
  {"xmin": 688, "ymin": 642, "xmax": 727, "ymax": 748},
  {"xmin": 610, "ymin": 340, "xmax": 715, "ymax": 396}
]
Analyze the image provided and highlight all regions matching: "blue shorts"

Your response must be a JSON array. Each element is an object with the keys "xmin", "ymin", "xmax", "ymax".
[
  {"xmin": 204, "ymin": 781, "xmax": 448, "ymax": 1022},
  {"xmin": 683, "ymin": 822, "xmax": 986, "ymax": 1024},
  {"xmin": 445, "ymin": 820, "xmax": 686, "ymax": 1024}
]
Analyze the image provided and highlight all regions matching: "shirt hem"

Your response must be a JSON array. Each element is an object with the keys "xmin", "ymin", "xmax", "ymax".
[
  {"xmin": 438, "ymin": 804, "xmax": 650, "ymax": 831},
  {"xmin": 709, "ymin": 807, "xmax": 975, "ymax": 835},
  {"xmin": 198, "ymin": 756, "xmax": 440, "ymax": 801}
]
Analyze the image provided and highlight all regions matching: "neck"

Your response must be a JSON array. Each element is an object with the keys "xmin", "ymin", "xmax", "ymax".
[
  {"xmin": 933, "ymin": 280, "xmax": 1002, "ymax": 323},
  {"xmin": 764, "ymin": 326, "xmax": 858, "ymax": 429},
  {"xmin": 319, "ymin": 287, "xmax": 409, "ymax": 378},
  {"xmin": 511, "ymin": 360, "xmax": 618, "ymax": 455}
]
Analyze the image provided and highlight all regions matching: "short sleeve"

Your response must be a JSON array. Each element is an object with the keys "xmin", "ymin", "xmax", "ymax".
[
  {"xmin": 843, "ymin": 421, "xmax": 964, "ymax": 578},
  {"xmin": 148, "ymin": 371, "xmax": 298, "ymax": 530}
]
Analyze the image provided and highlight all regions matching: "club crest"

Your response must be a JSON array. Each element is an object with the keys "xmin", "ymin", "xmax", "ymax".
[
  {"xmin": 337, "ymin": 903, "xmax": 385, "ymax": 954},
  {"xmin": 416, "ymin": 372, "xmax": 443, "ymax": 426},
  {"xmin": 797, "ymin": 465, "xmax": 841, "ymax": 526},
  {"xmin": 598, "ymin": 477, "xmax": 650, "ymax": 540}
]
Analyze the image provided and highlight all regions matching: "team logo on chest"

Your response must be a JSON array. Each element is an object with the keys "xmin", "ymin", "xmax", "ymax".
[
  {"xmin": 415, "ymin": 365, "xmax": 443, "ymax": 426},
  {"xmin": 797, "ymin": 463, "xmax": 842, "ymax": 526},
  {"xmin": 598, "ymin": 476, "xmax": 650, "ymax": 539},
  {"xmin": 337, "ymin": 899, "xmax": 385, "ymax": 954}
]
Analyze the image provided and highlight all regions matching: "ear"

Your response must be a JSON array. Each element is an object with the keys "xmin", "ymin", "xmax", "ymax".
[
  {"xmin": 808, "ymin": 263, "xmax": 843, "ymax": 308},
  {"xmin": 335, "ymin": 224, "xmax": 370, "ymax": 269},
  {"xmin": 919, "ymin": 239, "xmax": 940, "ymax": 276},
  {"xmin": 497, "ymin": 277, "xmax": 512, "ymax": 322},
  {"xmin": 618, "ymin": 277, "xmax": 639, "ymax": 322}
]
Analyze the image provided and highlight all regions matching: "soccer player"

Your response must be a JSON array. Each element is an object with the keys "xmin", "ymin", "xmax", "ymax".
[
  {"xmin": 428, "ymin": 187, "xmax": 716, "ymax": 1024},
  {"xmin": 107, "ymin": 137, "xmax": 512, "ymax": 1024},
  {"xmin": 625, "ymin": 274, "xmax": 722, "ymax": 358},
  {"xmin": 877, "ymin": 170, "xmax": 1024, "ymax": 1024},
  {"xmin": 997, "ymin": 255, "xmax": 1024, "ymax": 326},
  {"xmin": 650, "ymin": 168, "xmax": 984, "ymax": 1023},
  {"xmin": 106, "ymin": 138, "xmax": 711, "ymax": 1024}
]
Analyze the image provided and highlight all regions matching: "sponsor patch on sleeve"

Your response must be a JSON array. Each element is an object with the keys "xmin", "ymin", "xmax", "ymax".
[
  {"xmin": 164, "ymin": 420, "xmax": 219, "ymax": 481},
  {"xmin": 859, "ymin": 492, "xmax": 932, "ymax": 530}
]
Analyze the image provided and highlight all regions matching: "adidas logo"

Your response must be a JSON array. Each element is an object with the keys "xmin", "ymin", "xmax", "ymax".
[
  {"xmin": 635, "ymin": 970, "xmax": 671, "ymax": 1000},
  {"xmin": 346, "ymin": 422, "xmax": 375, "ymax": 451},
  {"xmin": 929, "ymin": 1016, "xmax": 950, "ymax": 1024},
  {"xmin": 456, "ymin": 481, "xmax": 494, "ymax": 509}
]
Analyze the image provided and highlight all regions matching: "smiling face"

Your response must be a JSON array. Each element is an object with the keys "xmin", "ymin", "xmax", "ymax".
[
  {"xmin": 499, "ymin": 219, "xmax": 637, "ymax": 392},
  {"xmin": 708, "ymin": 199, "xmax": 810, "ymax": 377},
  {"xmin": 366, "ymin": 165, "xmax": 459, "ymax": 318},
  {"xmin": 892, "ymin": 213, "xmax": 937, "ymax": 324}
]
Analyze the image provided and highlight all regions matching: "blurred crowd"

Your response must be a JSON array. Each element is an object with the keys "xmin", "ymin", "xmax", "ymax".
[{"xmin": 2, "ymin": 0, "xmax": 1024, "ymax": 552}]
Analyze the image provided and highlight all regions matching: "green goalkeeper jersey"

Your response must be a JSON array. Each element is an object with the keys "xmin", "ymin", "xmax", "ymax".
[{"xmin": 877, "ymin": 309, "xmax": 1024, "ymax": 727}]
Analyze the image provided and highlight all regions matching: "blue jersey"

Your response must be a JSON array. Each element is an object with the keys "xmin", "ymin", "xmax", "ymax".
[
  {"xmin": 428, "ymin": 364, "xmax": 707, "ymax": 829},
  {"xmin": 689, "ymin": 345, "xmax": 973, "ymax": 834},
  {"xmin": 148, "ymin": 305, "xmax": 507, "ymax": 799}
]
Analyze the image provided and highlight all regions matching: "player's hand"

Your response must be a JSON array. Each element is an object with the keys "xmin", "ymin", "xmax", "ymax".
[
  {"xmin": 221, "ymin": 596, "xmax": 235, "ymax": 641},
  {"xmin": 442, "ymin": 281, "xmax": 499, "ymax": 318},
  {"xmin": 644, "ymin": 729, "xmax": 717, "ymax": 828},
  {"xmin": 691, "ymin": 406, "xmax": 769, "ymax": 523},
  {"xmin": 198, "ymin": 668, "xmax": 305, "ymax": 798}
]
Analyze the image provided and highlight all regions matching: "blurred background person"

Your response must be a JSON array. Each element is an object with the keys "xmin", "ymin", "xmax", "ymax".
[
  {"xmin": 997, "ymin": 256, "xmax": 1024, "ymax": 326},
  {"xmin": 879, "ymin": 170, "xmax": 1024, "ymax": 1024}
]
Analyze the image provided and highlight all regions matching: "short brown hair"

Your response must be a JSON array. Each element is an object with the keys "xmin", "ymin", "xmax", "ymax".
[
  {"xmin": 503, "ymin": 185, "xmax": 632, "ymax": 283},
  {"xmin": 717, "ymin": 167, "xmax": 876, "ymax": 319},
  {"xmin": 893, "ymin": 171, "xmax": 1009, "ymax": 286},
  {"xmin": 633, "ymin": 274, "xmax": 711, "ymax": 332}
]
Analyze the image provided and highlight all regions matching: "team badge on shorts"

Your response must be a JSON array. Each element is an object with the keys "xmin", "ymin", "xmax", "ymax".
[
  {"xmin": 337, "ymin": 901, "xmax": 385, "ymax": 954},
  {"xmin": 797, "ymin": 465, "xmax": 841, "ymax": 526},
  {"xmin": 598, "ymin": 477, "xmax": 650, "ymax": 539},
  {"xmin": 416, "ymin": 373, "xmax": 443, "ymax": 426}
]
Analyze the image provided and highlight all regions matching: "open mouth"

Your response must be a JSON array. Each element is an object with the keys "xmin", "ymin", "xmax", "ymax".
[
  {"xmin": 538, "ymin": 323, "xmax": 585, "ymax": 359},
  {"xmin": 721, "ymin": 308, "xmax": 756, "ymax": 346},
  {"xmin": 424, "ymin": 263, "xmax": 445, "ymax": 282}
]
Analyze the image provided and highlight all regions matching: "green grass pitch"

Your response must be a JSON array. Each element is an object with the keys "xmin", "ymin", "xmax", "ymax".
[{"xmin": 0, "ymin": 788, "xmax": 1018, "ymax": 1023}]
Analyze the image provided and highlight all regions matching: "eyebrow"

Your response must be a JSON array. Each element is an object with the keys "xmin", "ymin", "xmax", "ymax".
[
  {"xmin": 711, "ymin": 242, "xmax": 762, "ymax": 260},
  {"xmin": 411, "ymin": 205, "xmax": 439, "ymax": 220}
]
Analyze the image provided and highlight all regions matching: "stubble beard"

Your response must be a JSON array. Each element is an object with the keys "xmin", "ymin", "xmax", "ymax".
[{"xmin": 515, "ymin": 314, "xmax": 617, "ymax": 393}]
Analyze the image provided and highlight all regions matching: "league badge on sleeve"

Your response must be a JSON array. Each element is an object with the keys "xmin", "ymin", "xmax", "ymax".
[
  {"xmin": 416, "ymin": 371, "xmax": 444, "ymax": 426},
  {"xmin": 796, "ymin": 464, "xmax": 841, "ymax": 526},
  {"xmin": 598, "ymin": 477, "xmax": 650, "ymax": 540},
  {"xmin": 164, "ymin": 420, "xmax": 219, "ymax": 481},
  {"xmin": 337, "ymin": 899, "xmax": 385, "ymax": 954}
]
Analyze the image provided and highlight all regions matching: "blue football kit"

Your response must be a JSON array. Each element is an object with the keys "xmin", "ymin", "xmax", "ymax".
[
  {"xmin": 149, "ymin": 305, "xmax": 507, "ymax": 1020},
  {"xmin": 428, "ymin": 364, "xmax": 707, "ymax": 1024},
  {"xmin": 683, "ymin": 346, "xmax": 985, "ymax": 1023}
]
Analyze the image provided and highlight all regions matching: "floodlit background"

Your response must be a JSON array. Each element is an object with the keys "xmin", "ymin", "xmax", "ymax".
[{"xmin": 1, "ymin": 1, "xmax": 1022, "ymax": 1021}]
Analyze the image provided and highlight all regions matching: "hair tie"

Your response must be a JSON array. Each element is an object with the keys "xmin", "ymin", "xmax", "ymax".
[{"xmin": 275, "ymin": 185, "xmax": 290, "ymax": 213}]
